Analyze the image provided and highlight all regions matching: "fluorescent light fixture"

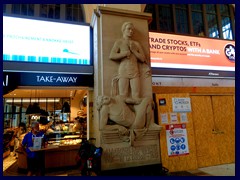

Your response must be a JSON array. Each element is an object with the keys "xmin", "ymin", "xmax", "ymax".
[{"xmin": 5, "ymin": 98, "xmax": 60, "ymax": 103}]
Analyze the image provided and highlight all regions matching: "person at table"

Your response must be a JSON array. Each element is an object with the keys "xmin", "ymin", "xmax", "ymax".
[{"xmin": 21, "ymin": 121, "xmax": 47, "ymax": 176}]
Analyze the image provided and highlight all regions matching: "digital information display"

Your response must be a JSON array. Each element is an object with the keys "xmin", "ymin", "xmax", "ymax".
[
  {"xmin": 3, "ymin": 16, "xmax": 91, "ymax": 65},
  {"xmin": 149, "ymin": 32, "xmax": 235, "ymax": 78}
]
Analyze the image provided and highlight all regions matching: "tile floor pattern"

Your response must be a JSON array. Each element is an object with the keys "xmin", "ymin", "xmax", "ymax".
[{"xmin": 3, "ymin": 154, "xmax": 235, "ymax": 176}]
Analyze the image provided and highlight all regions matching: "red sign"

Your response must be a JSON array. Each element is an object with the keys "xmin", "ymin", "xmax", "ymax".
[{"xmin": 149, "ymin": 32, "xmax": 235, "ymax": 71}]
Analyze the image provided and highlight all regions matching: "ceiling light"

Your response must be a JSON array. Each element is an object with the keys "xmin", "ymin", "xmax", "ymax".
[{"xmin": 5, "ymin": 98, "xmax": 60, "ymax": 103}]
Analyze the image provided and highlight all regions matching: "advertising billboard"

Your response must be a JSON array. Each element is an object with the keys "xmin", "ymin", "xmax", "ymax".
[
  {"xmin": 149, "ymin": 32, "xmax": 235, "ymax": 78},
  {"xmin": 3, "ymin": 15, "xmax": 91, "ymax": 65}
]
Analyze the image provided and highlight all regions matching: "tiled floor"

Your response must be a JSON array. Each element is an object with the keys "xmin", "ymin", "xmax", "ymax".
[
  {"xmin": 3, "ymin": 154, "xmax": 235, "ymax": 176},
  {"xmin": 198, "ymin": 164, "xmax": 235, "ymax": 176}
]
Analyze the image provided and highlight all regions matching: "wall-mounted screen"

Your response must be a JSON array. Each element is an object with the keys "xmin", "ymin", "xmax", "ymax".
[
  {"xmin": 149, "ymin": 32, "xmax": 235, "ymax": 78},
  {"xmin": 3, "ymin": 15, "xmax": 91, "ymax": 65}
]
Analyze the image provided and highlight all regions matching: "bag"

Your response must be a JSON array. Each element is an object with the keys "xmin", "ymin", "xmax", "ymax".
[{"xmin": 94, "ymin": 147, "xmax": 103, "ymax": 158}]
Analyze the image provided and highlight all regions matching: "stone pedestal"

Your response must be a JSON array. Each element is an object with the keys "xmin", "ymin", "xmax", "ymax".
[{"xmin": 91, "ymin": 6, "xmax": 161, "ymax": 170}]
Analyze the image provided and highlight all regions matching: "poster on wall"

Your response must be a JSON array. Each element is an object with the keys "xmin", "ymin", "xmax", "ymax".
[
  {"xmin": 172, "ymin": 97, "xmax": 191, "ymax": 112},
  {"xmin": 180, "ymin": 113, "xmax": 188, "ymax": 123},
  {"xmin": 160, "ymin": 113, "xmax": 168, "ymax": 124},
  {"xmin": 166, "ymin": 123, "xmax": 189, "ymax": 157},
  {"xmin": 170, "ymin": 113, "xmax": 178, "ymax": 123}
]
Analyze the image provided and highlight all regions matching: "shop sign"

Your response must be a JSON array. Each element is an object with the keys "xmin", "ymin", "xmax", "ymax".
[
  {"xmin": 21, "ymin": 73, "xmax": 93, "ymax": 86},
  {"xmin": 166, "ymin": 123, "xmax": 189, "ymax": 157},
  {"xmin": 3, "ymin": 72, "xmax": 93, "ymax": 87}
]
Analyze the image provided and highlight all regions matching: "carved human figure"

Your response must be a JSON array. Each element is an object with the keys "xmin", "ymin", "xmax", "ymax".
[
  {"xmin": 109, "ymin": 22, "xmax": 147, "ymax": 99},
  {"xmin": 97, "ymin": 95, "xmax": 161, "ymax": 139}
]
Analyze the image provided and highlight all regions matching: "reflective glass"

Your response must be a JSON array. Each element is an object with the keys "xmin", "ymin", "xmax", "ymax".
[
  {"xmin": 12, "ymin": 4, "xmax": 21, "ymax": 14},
  {"xmin": 40, "ymin": 4, "xmax": 47, "ymax": 17},
  {"xmin": 206, "ymin": 4, "xmax": 216, "ymax": 14},
  {"xmin": 159, "ymin": 6, "xmax": 174, "ymax": 32},
  {"xmin": 3, "ymin": 4, "xmax": 6, "ymax": 13},
  {"xmin": 191, "ymin": 4, "xmax": 202, "ymax": 11},
  {"xmin": 65, "ymin": 4, "xmax": 84, "ymax": 22},
  {"xmin": 192, "ymin": 12, "xmax": 205, "ymax": 36},
  {"xmin": 21, "ymin": 4, "xmax": 27, "ymax": 15},
  {"xmin": 222, "ymin": 17, "xmax": 233, "ymax": 40},
  {"xmin": 144, "ymin": 4, "xmax": 157, "ymax": 30},
  {"xmin": 220, "ymin": 4, "xmax": 230, "ymax": 16},
  {"xmin": 175, "ymin": 4, "xmax": 187, "ymax": 9},
  {"xmin": 176, "ymin": 9, "xmax": 189, "ymax": 34},
  {"xmin": 28, "ymin": 4, "xmax": 34, "ymax": 16},
  {"xmin": 207, "ymin": 14, "xmax": 219, "ymax": 38}
]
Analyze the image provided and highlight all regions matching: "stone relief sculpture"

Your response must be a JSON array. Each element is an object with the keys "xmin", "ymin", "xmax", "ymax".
[
  {"xmin": 98, "ymin": 22, "xmax": 161, "ymax": 145},
  {"xmin": 109, "ymin": 22, "xmax": 147, "ymax": 99},
  {"xmin": 97, "ymin": 95, "xmax": 161, "ymax": 143}
]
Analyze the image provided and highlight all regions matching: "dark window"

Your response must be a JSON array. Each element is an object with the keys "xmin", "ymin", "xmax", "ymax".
[
  {"xmin": 144, "ymin": 4, "xmax": 235, "ymax": 40},
  {"xmin": 192, "ymin": 12, "xmax": 204, "ymax": 36},
  {"xmin": 21, "ymin": 4, "xmax": 28, "ymax": 15},
  {"xmin": 191, "ymin": 4, "xmax": 202, "ymax": 11},
  {"xmin": 207, "ymin": 14, "xmax": 219, "ymax": 38},
  {"xmin": 206, "ymin": 4, "xmax": 216, "ymax": 13},
  {"xmin": 144, "ymin": 4, "xmax": 157, "ymax": 31},
  {"xmin": 29, "ymin": 4, "xmax": 34, "ymax": 16},
  {"xmin": 65, "ymin": 4, "xmax": 84, "ymax": 22},
  {"xmin": 175, "ymin": 5, "xmax": 189, "ymax": 34},
  {"xmin": 40, "ymin": 4, "xmax": 47, "ymax": 17},
  {"xmin": 12, "ymin": 4, "xmax": 34, "ymax": 16},
  {"xmin": 12, "ymin": 4, "xmax": 21, "ymax": 14},
  {"xmin": 40, "ymin": 4, "xmax": 60, "ymax": 19},
  {"xmin": 158, "ymin": 5, "xmax": 174, "ymax": 32},
  {"xmin": 191, "ymin": 4, "xmax": 205, "ymax": 36},
  {"xmin": 220, "ymin": 4, "xmax": 233, "ymax": 40},
  {"xmin": 3, "ymin": 4, "xmax": 6, "ymax": 13},
  {"xmin": 222, "ymin": 17, "xmax": 233, "ymax": 40},
  {"xmin": 145, "ymin": 4, "xmax": 174, "ymax": 32},
  {"xmin": 206, "ymin": 4, "xmax": 219, "ymax": 38}
]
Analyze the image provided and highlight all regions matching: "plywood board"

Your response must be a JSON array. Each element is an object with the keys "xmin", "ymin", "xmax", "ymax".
[
  {"xmin": 153, "ymin": 86, "xmax": 235, "ymax": 95},
  {"xmin": 212, "ymin": 96, "xmax": 235, "ymax": 164},
  {"xmin": 191, "ymin": 96, "xmax": 220, "ymax": 167},
  {"xmin": 155, "ymin": 93, "xmax": 198, "ymax": 172}
]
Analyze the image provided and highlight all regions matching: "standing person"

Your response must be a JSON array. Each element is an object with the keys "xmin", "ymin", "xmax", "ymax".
[
  {"xmin": 21, "ymin": 121, "xmax": 47, "ymax": 176},
  {"xmin": 109, "ymin": 22, "xmax": 147, "ymax": 100},
  {"xmin": 14, "ymin": 122, "xmax": 27, "ymax": 158}
]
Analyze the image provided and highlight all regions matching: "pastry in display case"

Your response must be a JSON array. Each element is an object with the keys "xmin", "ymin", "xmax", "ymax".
[{"xmin": 47, "ymin": 134, "xmax": 82, "ymax": 146}]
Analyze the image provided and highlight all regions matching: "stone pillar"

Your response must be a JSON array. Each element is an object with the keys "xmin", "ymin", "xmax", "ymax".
[{"xmin": 91, "ymin": 6, "xmax": 162, "ymax": 170}]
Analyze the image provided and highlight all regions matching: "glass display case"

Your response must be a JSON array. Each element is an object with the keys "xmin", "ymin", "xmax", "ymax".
[{"xmin": 47, "ymin": 133, "xmax": 84, "ymax": 146}]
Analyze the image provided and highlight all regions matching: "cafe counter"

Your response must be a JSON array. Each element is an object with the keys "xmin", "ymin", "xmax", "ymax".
[{"xmin": 16, "ymin": 144, "xmax": 80, "ymax": 170}]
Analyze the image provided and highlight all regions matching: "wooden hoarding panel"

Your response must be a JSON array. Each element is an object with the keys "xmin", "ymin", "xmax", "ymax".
[
  {"xmin": 191, "ymin": 96, "xmax": 220, "ymax": 167},
  {"xmin": 212, "ymin": 96, "xmax": 235, "ymax": 164},
  {"xmin": 155, "ymin": 93, "xmax": 197, "ymax": 172}
]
